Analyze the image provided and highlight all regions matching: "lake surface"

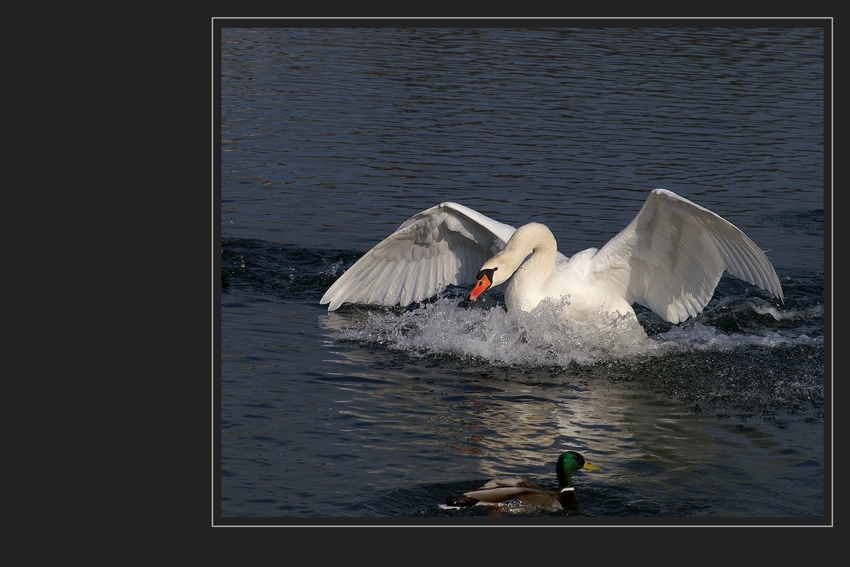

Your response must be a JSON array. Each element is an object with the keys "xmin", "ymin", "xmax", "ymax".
[{"xmin": 217, "ymin": 24, "xmax": 828, "ymax": 524}]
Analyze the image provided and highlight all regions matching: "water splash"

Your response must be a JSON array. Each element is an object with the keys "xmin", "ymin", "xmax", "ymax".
[
  {"xmin": 332, "ymin": 297, "xmax": 661, "ymax": 367},
  {"xmin": 327, "ymin": 294, "xmax": 817, "ymax": 368}
]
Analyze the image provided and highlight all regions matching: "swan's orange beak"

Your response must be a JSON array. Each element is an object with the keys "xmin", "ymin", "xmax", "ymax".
[{"xmin": 467, "ymin": 269, "xmax": 495, "ymax": 301}]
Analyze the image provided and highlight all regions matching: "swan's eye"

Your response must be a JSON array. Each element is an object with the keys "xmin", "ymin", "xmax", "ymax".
[{"xmin": 475, "ymin": 268, "xmax": 497, "ymax": 282}]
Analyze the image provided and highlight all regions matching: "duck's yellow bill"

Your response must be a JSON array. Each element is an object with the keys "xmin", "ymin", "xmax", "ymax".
[{"xmin": 583, "ymin": 461, "xmax": 602, "ymax": 471}]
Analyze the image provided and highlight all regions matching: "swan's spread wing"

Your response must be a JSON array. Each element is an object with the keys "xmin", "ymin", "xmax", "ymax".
[
  {"xmin": 321, "ymin": 202, "xmax": 516, "ymax": 311},
  {"xmin": 590, "ymin": 189, "xmax": 784, "ymax": 323}
]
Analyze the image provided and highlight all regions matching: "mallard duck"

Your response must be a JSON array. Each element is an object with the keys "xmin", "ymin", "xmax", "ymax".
[{"xmin": 444, "ymin": 451, "xmax": 602, "ymax": 511}]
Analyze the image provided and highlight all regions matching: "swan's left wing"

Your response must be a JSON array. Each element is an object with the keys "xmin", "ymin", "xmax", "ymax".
[
  {"xmin": 589, "ymin": 189, "xmax": 784, "ymax": 323},
  {"xmin": 321, "ymin": 202, "xmax": 516, "ymax": 311}
]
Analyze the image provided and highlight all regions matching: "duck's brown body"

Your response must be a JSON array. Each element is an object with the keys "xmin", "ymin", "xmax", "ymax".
[
  {"xmin": 445, "ymin": 451, "xmax": 600, "ymax": 511},
  {"xmin": 448, "ymin": 478, "xmax": 580, "ymax": 510}
]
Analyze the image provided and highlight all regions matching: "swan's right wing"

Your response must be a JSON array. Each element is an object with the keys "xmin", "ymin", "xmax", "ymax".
[
  {"xmin": 589, "ymin": 189, "xmax": 784, "ymax": 323},
  {"xmin": 321, "ymin": 202, "xmax": 516, "ymax": 311}
]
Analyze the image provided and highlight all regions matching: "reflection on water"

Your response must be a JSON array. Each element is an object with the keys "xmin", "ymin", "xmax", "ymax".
[{"xmin": 310, "ymin": 298, "xmax": 822, "ymax": 517}]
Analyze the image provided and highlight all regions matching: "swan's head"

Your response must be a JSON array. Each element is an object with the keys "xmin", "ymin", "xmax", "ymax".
[
  {"xmin": 467, "ymin": 223, "xmax": 550, "ymax": 302},
  {"xmin": 467, "ymin": 266, "xmax": 498, "ymax": 301},
  {"xmin": 467, "ymin": 256, "xmax": 514, "ymax": 301}
]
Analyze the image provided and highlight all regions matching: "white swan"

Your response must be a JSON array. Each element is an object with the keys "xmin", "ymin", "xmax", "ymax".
[{"xmin": 320, "ymin": 189, "xmax": 784, "ymax": 324}]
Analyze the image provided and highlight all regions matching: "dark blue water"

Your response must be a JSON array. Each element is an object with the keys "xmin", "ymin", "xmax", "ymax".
[{"xmin": 218, "ymin": 25, "xmax": 827, "ymax": 523}]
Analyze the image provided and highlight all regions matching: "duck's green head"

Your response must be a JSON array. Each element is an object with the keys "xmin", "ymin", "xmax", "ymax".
[{"xmin": 556, "ymin": 451, "xmax": 602, "ymax": 489}]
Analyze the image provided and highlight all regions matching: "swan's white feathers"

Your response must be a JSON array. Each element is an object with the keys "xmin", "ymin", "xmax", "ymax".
[
  {"xmin": 321, "ymin": 190, "xmax": 783, "ymax": 323},
  {"xmin": 320, "ymin": 202, "xmax": 515, "ymax": 310},
  {"xmin": 590, "ymin": 189, "xmax": 783, "ymax": 323}
]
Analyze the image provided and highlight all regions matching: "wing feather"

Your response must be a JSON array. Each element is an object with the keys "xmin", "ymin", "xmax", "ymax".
[
  {"xmin": 321, "ymin": 202, "xmax": 516, "ymax": 311},
  {"xmin": 590, "ymin": 189, "xmax": 783, "ymax": 323}
]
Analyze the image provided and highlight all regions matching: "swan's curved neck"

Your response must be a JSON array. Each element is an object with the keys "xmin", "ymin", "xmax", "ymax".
[
  {"xmin": 509, "ymin": 223, "xmax": 557, "ymax": 279},
  {"xmin": 496, "ymin": 223, "xmax": 559, "ymax": 313}
]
